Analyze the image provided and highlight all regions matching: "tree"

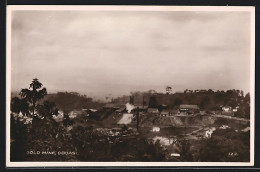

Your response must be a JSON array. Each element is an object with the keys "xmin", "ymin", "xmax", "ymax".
[
  {"xmin": 63, "ymin": 110, "xmax": 74, "ymax": 127},
  {"xmin": 19, "ymin": 78, "xmax": 47, "ymax": 117},
  {"xmin": 208, "ymin": 89, "xmax": 214, "ymax": 93},
  {"xmin": 235, "ymin": 92, "xmax": 250, "ymax": 119},
  {"xmin": 10, "ymin": 79, "xmax": 77, "ymax": 161},
  {"xmin": 174, "ymin": 98, "xmax": 183, "ymax": 107},
  {"xmin": 130, "ymin": 96, "xmax": 134, "ymax": 104},
  {"xmin": 166, "ymin": 86, "xmax": 172, "ymax": 94},
  {"xmin": 36, "ymin": 100, "xmax": 59, "ymax": 118},
  {"xmin": 10, "ymin": 114, "xmax": 27, "ymax": 161},
  {"xmin": 198, "ymin": 129, "xmax": 250, "ymax": 162},
  {"xmin": 148, "ymin": 96, "xmax": 158, "ymax": 108},
  {"xmin": 244, "ymin": 93, "xmax": 250, "ymax": 104},
  {"xmin": 11, "ymin": 97, "xmax": 30, "ymax": 116},
  {"xmin": 176, "ymin": 139, "xmax": 193, "ymax": 161},
  {"xmin": 200, "ymin": 96, "xmax": 211, "ymax": 109}
]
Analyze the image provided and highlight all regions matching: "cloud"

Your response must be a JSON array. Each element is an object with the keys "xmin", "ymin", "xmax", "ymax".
[{"xmin": 10, "ymin": 10, "xmax": 252, "ymax": 97}]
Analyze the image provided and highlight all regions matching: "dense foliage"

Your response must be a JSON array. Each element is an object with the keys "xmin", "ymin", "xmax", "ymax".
[
  {"xmin": 198, "ymin": 129, "xmax": 250, "ymax": 162},
  {"xmin": 10, "ymin": 79, "xmax": 167, "ymax": 162},
  {"xmin": 10, "ymin": 79, "xmax": 250, "ymax": 162},
  {"xmin": 43, "ymin": 92, "xmax": 105, "ymax": 112},
  {"xmin": 71, "ymin": 126, "xmax": 167, "ymax": 161},
  {"xmin": 113, "ymin": 89, "xmax": 250, "ymax": 118}
]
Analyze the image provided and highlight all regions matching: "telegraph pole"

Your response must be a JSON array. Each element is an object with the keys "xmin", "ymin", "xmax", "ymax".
[
  {"xmin": 136, "ymin": 107, "xmax": 139, "ymax": 130},
  {"xmin": 143, "ymin": 96, "xmax": 144, "ymax": 108}
]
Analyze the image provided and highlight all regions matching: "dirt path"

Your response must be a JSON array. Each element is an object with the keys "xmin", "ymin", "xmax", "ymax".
[{"xmin": 212, "ymin": 114, "xmax": 250, "ymax": 122}]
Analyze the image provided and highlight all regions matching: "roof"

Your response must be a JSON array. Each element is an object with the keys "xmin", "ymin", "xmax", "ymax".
[
  {"xmin": 103, "ymin": 104, "xmax": 118, "ymax": 108},
  {"xmin": 114, "ymin": 104, "xmax": 126, "ymax": 108},
  {"xmin": 160, "ymin": 110, "xmax": 170, "ymax": 114},
  {"xmin": 160, "ymin": 104, "xmax": 168, "ymax": 107},
  {"xmin": 223, "ymin": 105, "xmax": 231, "ymax": 108},
  {"xmin": 115, "ymin": 108, "xmax": 125, "ymax": 112},
  {"xmin": 147, "ymin": 108, "xmax": 159, "ymax": 113},
  {"xmin": 135, "ymin": 105, "xmax": 148, "ymax": 109},
  {"xmin": 179, "ymin": 104, "xmax": 199, "ymax": 109}
]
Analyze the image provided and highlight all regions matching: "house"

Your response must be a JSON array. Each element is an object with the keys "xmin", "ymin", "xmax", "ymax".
[
  {"xmin": 147, "ymin": 108, "xmax": 159, "ymax": 114},
  {"xmin": 179, "ymin": 104, "xmax": 199, "ymax": 113},
  {"xmin": 169, "ymin": 109, "xmax": 179, "ymax": 115},
  {"xmin": 232, "ymin": 106, "xmax": 240, "ymax": 112},
  {"xmin": 205, "ymin": 127, "xmax": 216, "ymax": 138},
  {"xmin": 219, "ymin": 125, "xmax": 229, "ymax": 129},
  {"xmin": 170, "ymin": 153, "xmax": 180, "ymax": 157},
  {"xmin": 103, "ymin": 104, "xmax": 119, "ymax": 110},
  {"xmin": 160, "ymin": 110, "xmax": 170, "ymax": 116},
  {"xmin": 68, "ymin": 110, "xmax": 82, "ymax": 118},
  {"xmin": 232, "ymin": 109, "xmax": 238, "ymax": 112},
  {"xmin": 152, "ymin": 127, "xmax": 160, "ymax": 132},
  {"xmin": 222, "ymin": 106, "xmax": 232, "ymax": 112},
  {"xmin": 221, "ymin": 105, "xmax": 236, "ymax": 116},
  {"xmin": 82, "ymin": 108, "xmax": 97, "ymax": 112}
]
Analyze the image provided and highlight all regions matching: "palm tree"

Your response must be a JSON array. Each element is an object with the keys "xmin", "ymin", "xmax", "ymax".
[{"xmin": 19, "ymin": 78, "xmax": 47, "ymax": 117}]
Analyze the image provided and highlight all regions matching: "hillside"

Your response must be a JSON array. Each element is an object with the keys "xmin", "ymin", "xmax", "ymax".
[
  {"xmin": 139, "ymin": 114, "xmax": 249, "ymax": 129},
  {"xmin": 41, "ymin": 92, "xmax": 105, "ymax": 112},
  {"xmin": 112, "ymin": 89, "xmax": 250, "ymax": 118}
]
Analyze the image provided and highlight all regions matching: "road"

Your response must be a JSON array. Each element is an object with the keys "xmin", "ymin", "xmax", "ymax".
[{"xmin": 212, "ymin": 114, "xmax": 250, "ymax": 122}]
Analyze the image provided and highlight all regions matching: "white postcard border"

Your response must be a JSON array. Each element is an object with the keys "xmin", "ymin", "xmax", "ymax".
[{"xmin": 6, "ymin": 5, "xmax": 255, "ymax": 167}]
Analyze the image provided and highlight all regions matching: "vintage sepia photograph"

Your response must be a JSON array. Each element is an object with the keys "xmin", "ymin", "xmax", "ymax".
[{"xmin": 6, "ymin": 5, "xmax": 255, "ymax": 167}]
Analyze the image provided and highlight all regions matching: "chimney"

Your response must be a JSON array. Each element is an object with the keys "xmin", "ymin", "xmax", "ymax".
[{"xmin": 130, "ymin": 96, "xmax": 134, "ymax": 104}]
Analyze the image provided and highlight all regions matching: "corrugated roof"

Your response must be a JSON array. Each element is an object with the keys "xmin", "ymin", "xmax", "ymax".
[
  {"xmin": 179, "ymin": 104, "xmax": 199, "ymax": 109},
  {"xmin": 103, "ymin": 104, "xmax": 117, "ymax": 108},
  {"xmin": 147, "ymin": 108, "xmax": 159, "ymax": 113}
]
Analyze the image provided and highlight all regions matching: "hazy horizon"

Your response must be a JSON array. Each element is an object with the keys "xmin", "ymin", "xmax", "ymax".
[{"xmin": 11, "ymin": 9, "xmax": 252, "ymax": 100}]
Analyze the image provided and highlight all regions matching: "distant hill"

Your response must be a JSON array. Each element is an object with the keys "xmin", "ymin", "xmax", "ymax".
[
  {"xmin": 41, "ymin": 92, "xmax": 105, "ymax": 112},
  {"xmin": 111, "ymin": 89, "xmax": 250, "ymax": 118}
]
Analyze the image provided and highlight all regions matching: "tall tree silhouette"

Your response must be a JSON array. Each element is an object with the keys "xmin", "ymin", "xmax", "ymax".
[
  {"xmin": 19, "ymin": 78, "xmax": 47, "ymax": 117},
  {"xmin": 11, "ymin": 97, "xmax": 30, "ymax": 116},
  {"xmin": 166, "ymin": 86, "xmax": 172, "ymax": 94},
  {"xmin": 148, "ymin": 96, "xmax": 158, "ymax": 108},
  {"xmin": 36, "ymin": 100, "xmax": 59, "ymax": 118}
]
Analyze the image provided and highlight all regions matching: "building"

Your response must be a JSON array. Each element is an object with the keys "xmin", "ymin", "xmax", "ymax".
[
  {"xmin": 222, "ymin": 106, "xmax": 232, "ymax": 112},
  {"xmin": 134, "ymin": 105, "xmax": 148, "ymax": 112},
  {"xmin": 103, "ymin": 104, "xmax": 119, "ymax": 110},
  {"xmin": 221, "ymin": 105, "xmax": 234, "ymax": 116},
  {"xmin": 147, "ymin": 108, "xmax": 159, "ymax": 114},
  {"xmin": 152, "ymin": 127, "xmax": 160, "ymax": 132},
  {"xmin": 160, "ymin": 110, "xmax": 170, "ymax": 116},
  {"xmin": 179, "ymin": 104, "xmax": 199, "ymax": 113},
  {"xmin": 68, "ymin": 110, "xmax": 82, "ymax": 118}
]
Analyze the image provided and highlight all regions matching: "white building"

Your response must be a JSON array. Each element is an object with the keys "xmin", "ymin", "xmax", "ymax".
[
  {"xmin": 152, "ymin": 127, "xmax": 160, "ymax": 132},
  {"xmin": 222, "ymin": 106, "xmax": 232, "ymax": 112}
]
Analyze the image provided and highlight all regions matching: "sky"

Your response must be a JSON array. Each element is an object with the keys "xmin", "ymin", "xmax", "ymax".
[{"xmin": 10, "ymin": 8, "xmax": 252, "ymax": 99}]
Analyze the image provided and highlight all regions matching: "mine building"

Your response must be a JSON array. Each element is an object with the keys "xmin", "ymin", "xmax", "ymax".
[
  {"xmin": 147, "ymin": 108, "xmax": 159, "ymax": 114},
  {"xmin": 178, "ymin": 104, "xmax": 199, "ymax": 113}
]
